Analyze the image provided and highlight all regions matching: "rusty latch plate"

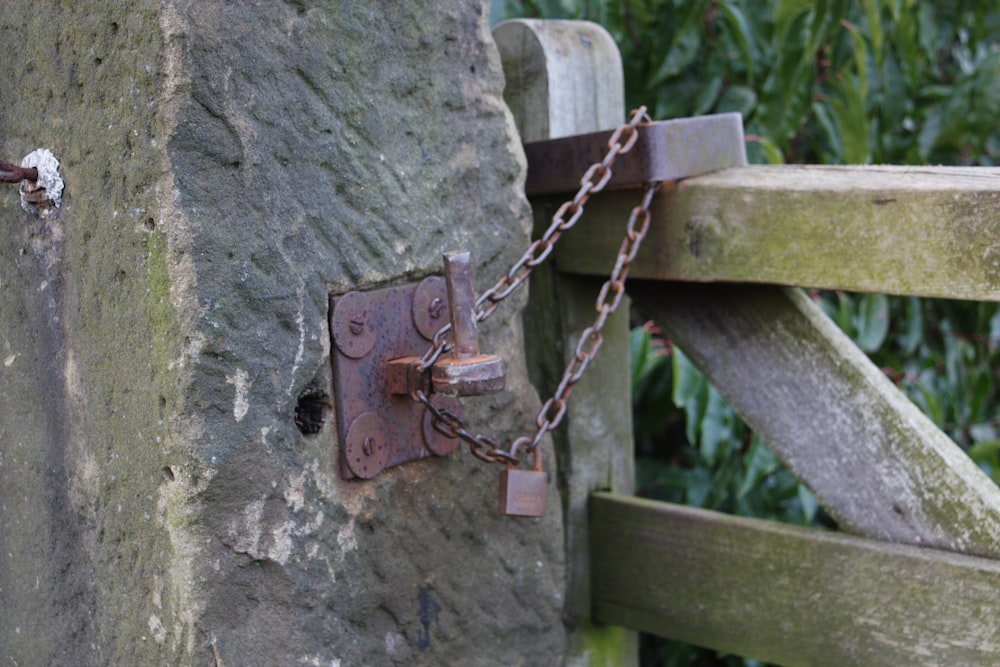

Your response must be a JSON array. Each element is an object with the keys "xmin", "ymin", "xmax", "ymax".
[
  {"xmin": 522, "ymin": 112, "xmax": 747, "ymax": 196},
  {"xmin": 330, "ymin": 278, "xmax": 461, "ymax": 479}
]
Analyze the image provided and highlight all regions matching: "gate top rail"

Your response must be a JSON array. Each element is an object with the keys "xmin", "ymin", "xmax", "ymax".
[{"xmin": 545, "ymin": 163, "xmax": 1000, "ymax": 302}]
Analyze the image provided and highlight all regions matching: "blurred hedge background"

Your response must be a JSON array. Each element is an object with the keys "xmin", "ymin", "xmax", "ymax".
[{"xmin": 495, "ymin": 2, "xmax": 1000, "ymax": 665}]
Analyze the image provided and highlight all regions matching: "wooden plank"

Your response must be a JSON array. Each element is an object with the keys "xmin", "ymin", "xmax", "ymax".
[
  {"xmin": 494, "ymin": 18, "xmax": 623, "ymax": 143},
  {"xmin": 632, "ymin": 282, "xmax": 1000, "ymax": 558},
  {"xmin": 494, "ymin": 19, "xmax": 637, "ymax": 667},
  {"xmin": 590, "ymin": 492, "xmax": 1000, "ymax": 667},
  {"xmin": 551, "ymin": 165, "xmax": 1000, "ymax": 301}
]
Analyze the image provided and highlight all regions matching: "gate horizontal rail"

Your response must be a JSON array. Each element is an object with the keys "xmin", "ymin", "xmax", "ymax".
[
  {"xmin": 590, "ymin": 492, "xmax": 1000, "ymax": 667},
  {"xmin": 543, "ymin": 164, "xmax": 1000, "ymax": 301}
]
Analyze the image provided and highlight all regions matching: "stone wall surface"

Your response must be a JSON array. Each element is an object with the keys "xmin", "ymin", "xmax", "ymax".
[{"xmin": 0, "ymin": 2, "xmax": 566, "ymax": 665}]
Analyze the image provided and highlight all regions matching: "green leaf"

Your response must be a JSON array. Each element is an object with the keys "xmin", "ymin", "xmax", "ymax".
[
  {"xmin": 673, "ymin": 348, "xmax": 707, "ymax": 444},
  {"xmin": 692, "ymin": 70, "xmax": 724, "ymax": 116},
  {"xmin": 917, "ymin": 106, "xmax": 943, "ymax": 160},
  {"xmin": 836, "ymin": 291, "xmax": 855, "ymax": 335},
  {"xmin": 717, "ymin": 85, "xmax": 758, "ymax": 116},
  {"xmin": 854, "ymin": 293, "xmax": 890, "ymax": 352},
  {"xmin": 630, "ymin": 324, "xmax": 667, "ymax": 391},
  {"xmin": 719, "ymin": 0, "xmax": 756, "ymax": 83},
  {"xmin": 798, "ymin": 484, "xmax": 820, "ymax": 524},
  {"xmin": 830, "ymin": 20, "xmax": 872, "ymax": 163},
  {"xmin": 746, "ymin": 134, "xmax": 785, "ymax": 164},
  {"xmin": 672, "ymin": 347, "xmax": 703, "ymax": 407},
  {"xmin": 650, "ymin": 23, "xmax": 702, "ymax": 87},
  {"xmin": 862, "ymin": 0, "xmax": 884, "ymax": 68},
  {"xmin": 812, "ymin": 100, "xmax": 843, "ymax": 162},
  {"xmin": 699, "ymin": 387, "xmax": 734, "ymax": 465},
  {"xmin": 898, "ymin": 297, "xmax": 923, "ymax": 355},
  {"xmin": 968, "ymin": 439, "xmax": 1000, "ymax": 485},
  {"xmin": 737, "ymin": 438, "xmax": 780, "ymax": 499},
  {"xmin": 968, "ymin": 439, "xmax": 1000, "ymax": 462}
]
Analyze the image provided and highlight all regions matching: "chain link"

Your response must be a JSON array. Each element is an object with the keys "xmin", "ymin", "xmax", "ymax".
[
  {"xmin": 416, "ymin": 107, "xmax": 662, "ymax": 467},
  {"xmin": 413, "ymin": 107, "xmax": 651, "ymax": 376},
  {"xmin": 514, "ymin": 180, "xmax": 661, "ymax": 457}
]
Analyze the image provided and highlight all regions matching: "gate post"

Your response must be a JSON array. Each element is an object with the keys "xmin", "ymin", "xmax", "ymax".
[
  {"xmin": 0, "ymin": 4, "xmax": 567, "ymax": 664},
  {"xmin": 494, "ymin": 19, "xmax": 638, "ymax": 667}
]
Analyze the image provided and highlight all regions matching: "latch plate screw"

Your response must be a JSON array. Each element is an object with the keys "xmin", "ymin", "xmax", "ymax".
[
  {"xmin": 344, "ymin": 412, "xmax": 393, "ymax": 479},
  {"xmin": 333, "ymin": 291, "xmax": 377, "ymax": 358}
]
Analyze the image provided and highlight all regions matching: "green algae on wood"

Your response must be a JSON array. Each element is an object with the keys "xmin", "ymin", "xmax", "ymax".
[
  {"xmin": 590, "ymin": 493, "xmax": 1000, "ymax": 667},
  {"xmin": 557, "ymin": 165, "xmax": 1000, "ymax": 301}
]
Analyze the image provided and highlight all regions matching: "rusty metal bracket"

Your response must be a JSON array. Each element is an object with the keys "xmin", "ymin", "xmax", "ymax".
[
  {"xmin": 330, "ymin": 251, "xmax": 507, "ymax": 480},
  {"xmin": 522, "ymin": 112, "xmax": 747, "ymax": 196},
  {"xmin": 330, "ymin": 277, "xmax": 463, "ymax": 479}
]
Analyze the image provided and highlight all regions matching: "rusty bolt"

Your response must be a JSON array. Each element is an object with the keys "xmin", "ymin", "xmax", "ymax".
[
  {"xmin": 428, "ymin": 297, "xmax": 446, "ymax": 320},
  {"xmin": 412, "ymin": 276, "xmax": 449, "ymax": 340},
  {"xmin": 0, "ymin": 160, "xmax": 38, "ymax": 184},
  {"xmin": 332, "ymin": 291, "xmax": 377, "ymax": 358},
  {"xmin": 344, "ymin": 412, "xmax": 392, "ymax": 479}
]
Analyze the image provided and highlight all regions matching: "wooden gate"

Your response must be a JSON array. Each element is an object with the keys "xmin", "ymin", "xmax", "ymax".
[{"xmin": 495, "ymin": 19, "xmax": 1000, "ymax": 666}]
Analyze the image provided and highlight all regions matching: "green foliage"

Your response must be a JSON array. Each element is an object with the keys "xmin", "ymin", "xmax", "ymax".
[
  {"xmin": 499, "ymin": 1, "xmax": 1000, "ymax": 665},
  {"xmin": 501, "ymin": 1, "xmax": 1000, "ymax": 165}
]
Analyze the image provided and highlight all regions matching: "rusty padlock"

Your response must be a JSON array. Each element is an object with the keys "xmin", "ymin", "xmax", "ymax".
[
  {"xmin": 430, "ymin": 251, "xmax": 506, "ymax": 397},
  {"xmin": 498, "ymin": 444, "xmax": 547, "ymax": 517}
]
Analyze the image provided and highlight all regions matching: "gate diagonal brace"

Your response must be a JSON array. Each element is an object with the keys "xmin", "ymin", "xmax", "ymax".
[{"xmin": 522, "ymin": 112, "xmax": 747, "ymax": 196}]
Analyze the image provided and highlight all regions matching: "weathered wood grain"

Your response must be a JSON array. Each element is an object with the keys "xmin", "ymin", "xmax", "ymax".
[
  {"xmin": 590, "ymin": 492, "xmax": 1000, "ymax": 667},
  {"xmin": 555, "ymin": 165, "xmax": 1000, "ymax": 301},
  {"xmin": 631, "ymin": 282, "xmax": 1000, "ymax": 558},
  {"xmin": 495, "ymin": 18, "xmax": 637, "ymax": 667}
]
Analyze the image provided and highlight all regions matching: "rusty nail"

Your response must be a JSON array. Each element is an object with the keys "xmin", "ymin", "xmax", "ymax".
[
  {"xmin": 0, "ymin": 160, "xmax": 38, "ymax": 184},
  {"xmin": 428, "ymin": 297, "xmax": 446, "ymax": 320},
  {"xmin": 332, "ymin": 291, "xmax": 376, "ymax": 358},
  {"xmin": 349, "ymin": 313, "xmax": 366, "ymax": 335},
  {"xmin": 344, "ymin": 411, "xmax": 392, "ymax": 479},
  {"xmin": 412, "ymin": 276, "xmax": 449, "ymax": 341}
]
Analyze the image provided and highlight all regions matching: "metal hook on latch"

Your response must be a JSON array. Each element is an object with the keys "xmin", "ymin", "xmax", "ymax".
[{"xmin": 429, "ymin": 250, "xmax": 507, "ymax": 397}]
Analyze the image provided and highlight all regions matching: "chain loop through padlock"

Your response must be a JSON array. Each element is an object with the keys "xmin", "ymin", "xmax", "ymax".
[{"xmin": 499, "ymin": 439, "xmax": 547, "ymax": 517}]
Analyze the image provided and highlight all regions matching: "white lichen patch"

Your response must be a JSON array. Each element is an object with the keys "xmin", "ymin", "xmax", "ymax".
[
  {"xmin": 148, "ymin": 614, "xmax": 168, "ymax": 644},
  {"xmin": 228, "ymin": 499, "xmax": 265, "ymax": 555},
  {"xmin": 224, "ymin": 368, "xmax": 251, "ymax": 422},
  {"xmin": 289, "ymin": 287, "xmax": 306, "ymax": 396},
  {"xmin": 155, "ymin": 458, "xmax": 211, "ymax": 656},
  {"xmin": 285, "ymin": 470, "xmax": 307, "ymax": 513},
  {"xmin": 336, "ymin": 519, "xmax": 357, "ymax": 554},
  {"xmin": 228, "ymin": 489, "xmax": 328, "ymax": 566},
  {"xmin": 298, "ymin": 656, "xmax": 342, "ymax": 667},
  {"xmin": 19, "ymin": 148, "xmax": 64, "ymax": 218},
  {"xmin": 270, "ymin": 521, "xmax": 295, "ymax": 565},
  {"xmin": 384, "ymin": 631, "xmax": 407, "ymax": 657}
]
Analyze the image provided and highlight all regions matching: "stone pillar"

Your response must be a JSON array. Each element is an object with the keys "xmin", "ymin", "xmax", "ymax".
[{"xmin": 0, "ymin": 2, "xmax": 565, "ymax": 665}]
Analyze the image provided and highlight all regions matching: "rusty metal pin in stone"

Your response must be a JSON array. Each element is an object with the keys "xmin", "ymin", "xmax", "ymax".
[
  {"xmin": 444, "ymin": 251, "xmax": 480, "ymax": 360},
  {"xmin": 429, "ymin": 251, "xmax": 507, "ymax": 397},
  {"xmin": 0, "ymin": 160, "xmax": 38, "ymax": 184}
]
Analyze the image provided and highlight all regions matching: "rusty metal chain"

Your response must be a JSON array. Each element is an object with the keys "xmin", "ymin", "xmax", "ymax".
[
  {"xmin": 508, "ymin": 180, "xmax": 661, "ymax": 458},
  {"xmin": 414, "ymin": 106, "xmax": 661, "ymax": 466}
]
